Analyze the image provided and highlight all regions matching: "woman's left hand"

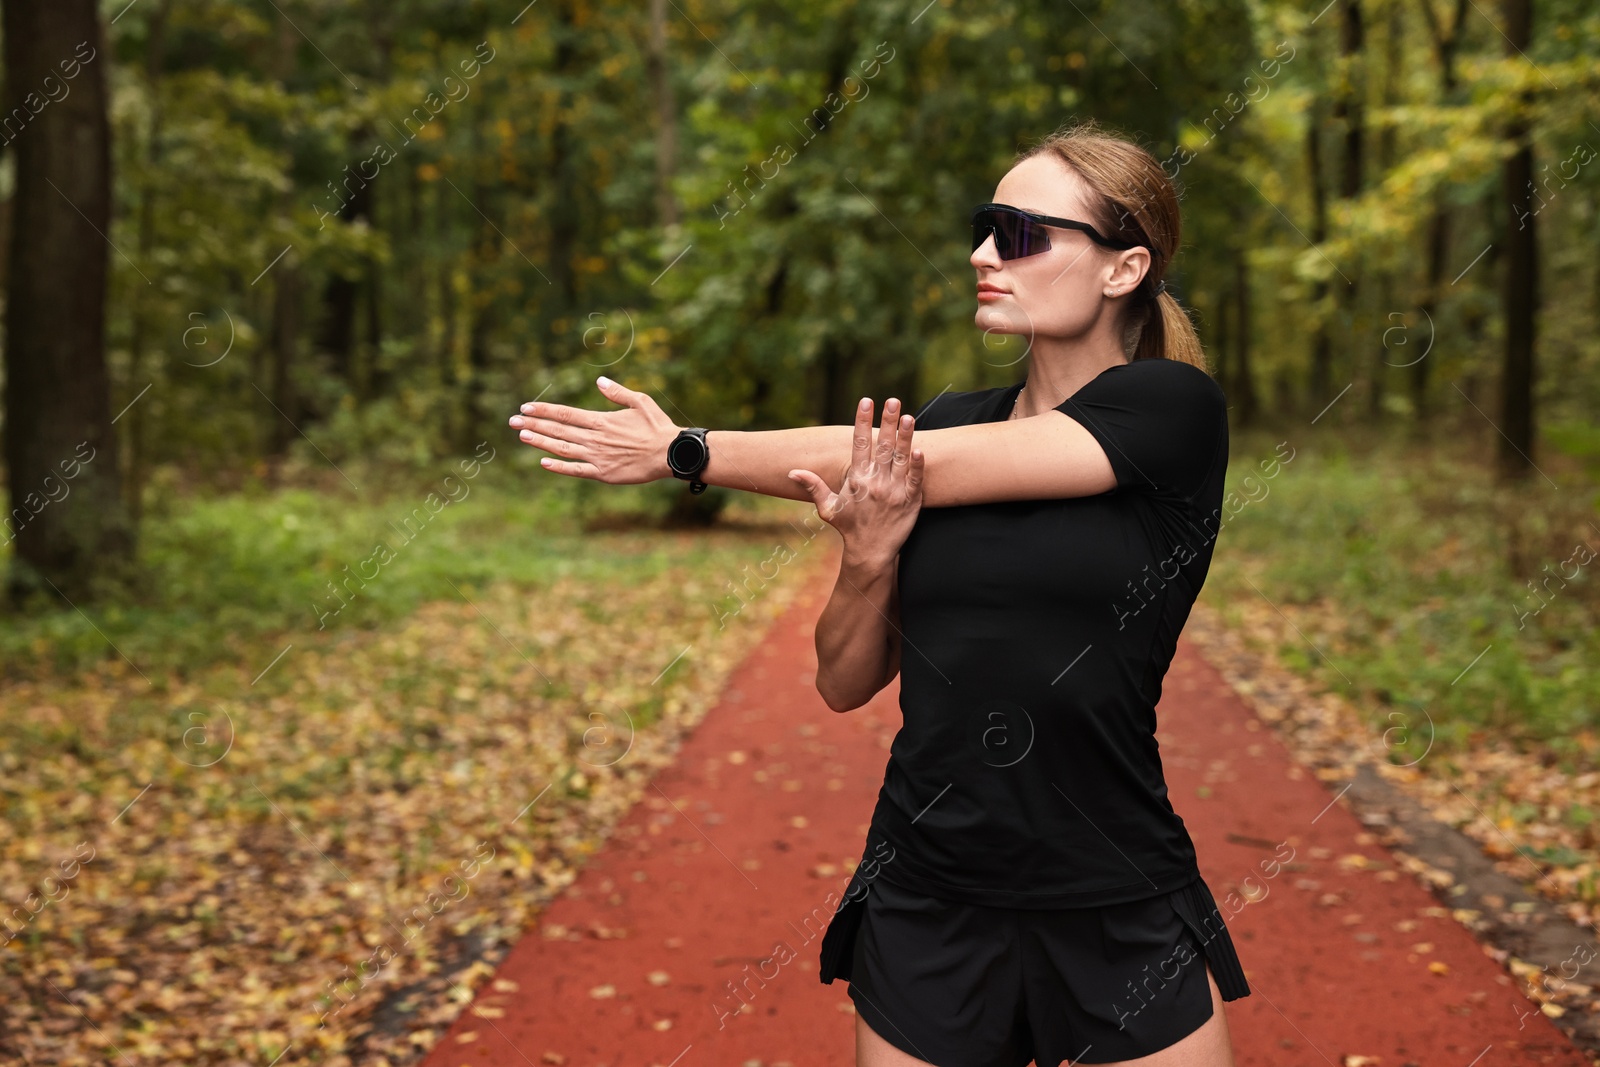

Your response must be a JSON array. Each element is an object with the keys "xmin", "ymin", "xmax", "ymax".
[
  {"xmin": 789, "ymin": 397, "xmax": 924, "ymax": 571},
  {"xmin": 508, "ymin": 377, "xmax": 679, "ymax": 483}
]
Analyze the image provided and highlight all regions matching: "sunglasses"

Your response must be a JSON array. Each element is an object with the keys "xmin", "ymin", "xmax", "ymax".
[{"xmin": 971, "ymin": 202, "xmax": 1144, "ymax": 260}]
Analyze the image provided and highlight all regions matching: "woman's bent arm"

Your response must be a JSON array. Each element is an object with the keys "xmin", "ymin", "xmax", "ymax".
[{"xmin": 813, "ymin": 557, "xmax": 901, "ymax": 712}]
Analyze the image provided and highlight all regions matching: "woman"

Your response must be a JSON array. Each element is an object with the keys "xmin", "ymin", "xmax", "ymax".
[{"xmin": 510, "ymin": 121, "xmax": 1249, "ymax": 1067}]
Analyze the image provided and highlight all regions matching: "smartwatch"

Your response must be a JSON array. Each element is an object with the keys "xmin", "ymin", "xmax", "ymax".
[{"xmin": 666, "ymin": 427, "xmax": 710, "ymax": 495}]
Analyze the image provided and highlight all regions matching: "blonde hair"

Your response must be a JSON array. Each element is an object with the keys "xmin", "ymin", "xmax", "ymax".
[{"xmin": 1017, "ymin": 120, "xmax": 1207, "ymax": 370}]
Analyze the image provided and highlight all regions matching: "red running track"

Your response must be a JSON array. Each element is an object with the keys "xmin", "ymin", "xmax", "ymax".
[{"xmin": 421, "ymin": 563, "xmax": 1590, "ymax": 1067}]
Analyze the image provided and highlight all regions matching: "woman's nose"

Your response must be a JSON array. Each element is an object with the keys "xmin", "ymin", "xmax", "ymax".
[{"xmin": 971, "ymin": 230, "xmax": 1001, "ymax": 267}]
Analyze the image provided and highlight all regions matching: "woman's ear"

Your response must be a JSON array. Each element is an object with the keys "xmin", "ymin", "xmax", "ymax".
[{"xmin": 1105, "ymin": 247, "xmax": 1150, "ymax": 296}]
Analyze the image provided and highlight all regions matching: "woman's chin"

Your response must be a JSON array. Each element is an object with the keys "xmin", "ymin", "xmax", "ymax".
[{"xmin": 974, "ymin": 307, "xmax": 1025, "ymax": 334}]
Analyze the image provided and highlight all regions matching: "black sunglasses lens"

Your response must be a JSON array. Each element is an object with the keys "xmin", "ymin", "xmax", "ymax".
[{"xmin": 972, "ymin": 209, "xmax": 1047, "ymax": 260}]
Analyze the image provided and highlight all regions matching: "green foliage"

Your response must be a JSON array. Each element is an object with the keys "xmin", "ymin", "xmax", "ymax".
[
  {"xmin": 65, "ymin": 0, "xmax": 1600, "ymax": 499},
  {"xmin": 1208, "ymin": 425, "xmax": 1600, "ymax": 755}
]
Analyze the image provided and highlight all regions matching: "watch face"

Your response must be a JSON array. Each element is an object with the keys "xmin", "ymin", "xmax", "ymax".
[{"xmin": 668, "ymin": 433, "xmax": 707, "ymax": 475}]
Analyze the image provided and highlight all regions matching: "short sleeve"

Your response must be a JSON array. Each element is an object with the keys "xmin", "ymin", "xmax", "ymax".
[
  {"xmin": 1056, "ymin": 359, "xmax": 1227, "ymax": 500},
  {"xmin": 910, "ymin": 387, "xmax": 997, "ymax": 432}
]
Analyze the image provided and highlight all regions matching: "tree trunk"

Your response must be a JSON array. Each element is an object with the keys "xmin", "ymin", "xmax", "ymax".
[
  {"xmin": 818, "ymin": 336, "xmax": 855, "ymax": 426},
  {"xmin": 647, "ymin": 0, "xmax": 679, "ymax": 229},
  {"xmin": 1413, "ymin": 0, "xmax": 1468, "ymax": 423},
  {"xmin": 1, "ymin": 0, "xmax": 133, "ymax": 599},
  {"xmin": 547, "ymin": 0, "xmax": 579, "ymax": 319},
  {"xmin": 125, "ymin": 0, "xmax": 172, "ymax": 528},
  {"xmin": 1233, "ymin": 247, "xmax": 1259, "ymax": 426},
  {"xmin": 317, "ymin": 171, "xmax": 372, "ymax": 385},
  {"xmin": 1305, "ymin": 111, "xmax": 1333, "ymax": 410},
  {"xmin": 433, "ymin": 179, "xmax": 457, "ymax": 446},
  {"xmin": 1369, "ymin": 0, "xmax": 1401, "ymax": 419},
  {"xmin": 1415, "ymin": 198, "xmax": 1449, "ymax": 424},
  {"xmin": 363, "ymin": 250, "xmax": 383, "ymax": 399},
  {"xmin": 268, "ymin": 267, "xmax": 302, "ymax": 461},
  {"xmin": 1212, "ymin": 287, "xmax": 1230, "ymax": 395},
  {"xmin": 1334, "ymin": 0, "xmax": 1364, "ymax": 414},
  {"xmin": 1497, "ymin": 0, "xmax": 1537, "ymax": 481}
]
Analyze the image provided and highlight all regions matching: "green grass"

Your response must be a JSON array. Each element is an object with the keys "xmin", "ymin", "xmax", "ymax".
[
  {"xmin": 1206, "ymin": 424, "xmax": 1599, "ymax": 767},
  {"xmin": 0, "ymin": 450, "xmax": 809, "ymax": 684}
]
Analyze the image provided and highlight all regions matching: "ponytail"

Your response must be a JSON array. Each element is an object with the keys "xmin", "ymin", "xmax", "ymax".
[{"xmin": 1131, "ymin": 283, "xmax": 1207, "ymax": 369}]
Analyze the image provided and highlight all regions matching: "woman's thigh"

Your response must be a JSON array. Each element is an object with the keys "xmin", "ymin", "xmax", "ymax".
[
  {"xmin": 856, "ymin": 1009, "xmax": 941, "ymax": 1067},
  {"xmin": 854, "ymin": 961, "xmax": 1236, "ymax": 1067},
  {"xmin": 1090, "ymin": 961, "xmax": 1236, "ymax": 1067}
]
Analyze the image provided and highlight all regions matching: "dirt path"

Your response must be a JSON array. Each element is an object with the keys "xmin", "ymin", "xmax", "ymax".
[{"xmin": 420, "ymin": 559, "xmax": 1591, "ymax": 1067}]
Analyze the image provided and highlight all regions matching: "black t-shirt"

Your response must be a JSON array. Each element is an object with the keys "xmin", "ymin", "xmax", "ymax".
[{"xmin": 861, "ymin": 356, "xmax": 1230, "ymax": 909}]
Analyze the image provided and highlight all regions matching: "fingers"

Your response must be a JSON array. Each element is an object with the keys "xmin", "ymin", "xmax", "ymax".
[
  {"xmin": 514, "ymin": 402, "xmax": 604, "ymax": 430},
  {"xmin": 595, "ymin": 375, "xmax": 647, "ymax": 410},
  {"xmin": 874, "ymin": 398, "xmax": 902, "ymax": 467},
  {"xmin": 787, "ymin": 469, "xmax": 834, "ymax": 511},
  {"xmin": 905, "ymin": 447, "xmax": 925, "ymax": 495},
  {"xmin": 538, "ymin": 457, "xmax": 603, "ymax": 479},
  {"xmin": 850, "ymin": 397, "xmax": 873, "ymax": 477},
  {"xmin": 510, "ymin": 415, "xmax": 589, "ymax": 448},
  {"xmin": 514, "ymin": 377, "xmax": 647, "ymax": 424},
  {"xmin": 891, "ymin": 407, "xmax": 915, "ymax": 468},
  {"xmin": 514, "ymin": 427, "xmax": 585, "ymax": 460}
]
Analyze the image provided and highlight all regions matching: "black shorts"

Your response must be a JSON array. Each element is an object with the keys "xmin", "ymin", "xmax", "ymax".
[{"xmin": 818, "ymin": 872, "xmax": 1250, "ymax": 1066}]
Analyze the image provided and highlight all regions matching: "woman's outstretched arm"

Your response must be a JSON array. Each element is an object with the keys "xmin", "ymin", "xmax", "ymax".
[{"xmin": 509, "ymin": 376, "xmax": 1119, "ymax": 507}]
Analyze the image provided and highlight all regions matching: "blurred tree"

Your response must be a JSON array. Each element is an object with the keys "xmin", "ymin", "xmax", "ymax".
[
  {"xmin": 1, "ymin": 0, "xmax": 132, "ymax": 599},
  {"xmin": 1414, "ymin": 0, "xmax": 1469, "ymax": 424},
  {"xmin": 1498, "ymin": 0, "xmax": 1538, "ymax": 480}
]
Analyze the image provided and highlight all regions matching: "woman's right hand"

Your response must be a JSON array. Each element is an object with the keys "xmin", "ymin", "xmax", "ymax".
[
  {"xmin": 510, "ymin": 376, "xmax": 680, "ymax": 484},
  {"xmin": 788, "ymin": 397, "xmax": 925, "ymax": 571}
]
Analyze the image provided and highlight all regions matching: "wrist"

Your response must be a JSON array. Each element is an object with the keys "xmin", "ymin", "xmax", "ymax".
[{"xmin": 840, "ymin": 549, "xmax": 898, "ymax": 578}]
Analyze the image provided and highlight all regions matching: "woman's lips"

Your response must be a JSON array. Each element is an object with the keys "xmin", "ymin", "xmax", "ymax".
[{"xmin": 977, "ymin": 287, "xmax": 1008, "ymax": 302}]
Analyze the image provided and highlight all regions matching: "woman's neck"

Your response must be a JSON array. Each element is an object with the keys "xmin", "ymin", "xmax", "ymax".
[{"xmin": 1013, "ymin": 341, "xmax": 1131, "ymax": 419}]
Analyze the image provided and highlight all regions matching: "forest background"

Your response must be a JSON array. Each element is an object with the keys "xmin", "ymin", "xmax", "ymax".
[{"xmin": 1, "ymin": 0, "xmax": 1598, "ymax": 1064}]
